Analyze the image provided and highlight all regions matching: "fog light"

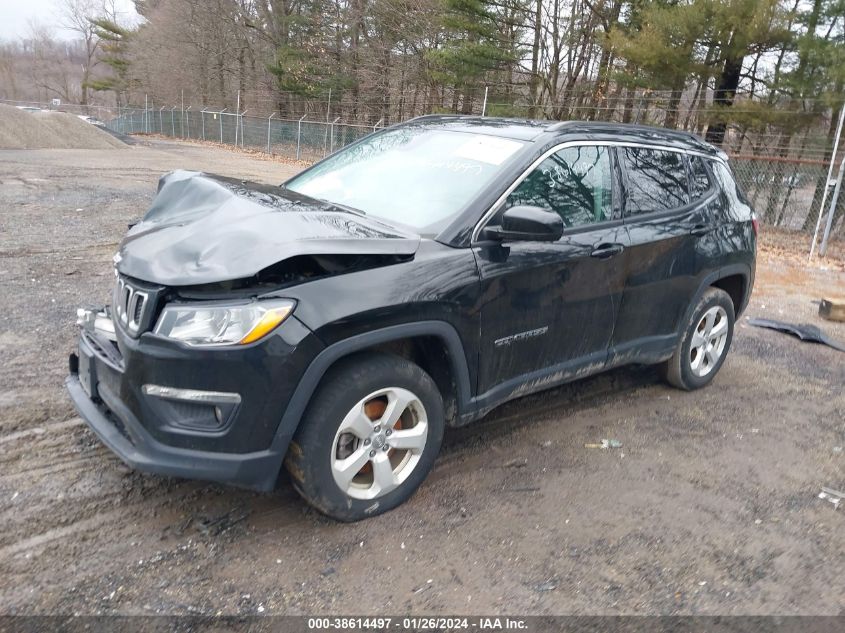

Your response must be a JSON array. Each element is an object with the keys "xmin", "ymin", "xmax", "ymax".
[{"xmin": 143, "ymin": 384, "xmax": 241, "ymax": 432}]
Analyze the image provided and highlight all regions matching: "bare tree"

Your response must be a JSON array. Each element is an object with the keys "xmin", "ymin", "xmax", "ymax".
[{"xmin": 57, "ymin": 0, "xmax": 101, "ymax": 105}]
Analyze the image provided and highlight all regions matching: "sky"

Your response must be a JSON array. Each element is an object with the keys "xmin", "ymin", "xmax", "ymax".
[{"xmin": 0, "ymin": 0, "xmax": 140, "ymax": 41}]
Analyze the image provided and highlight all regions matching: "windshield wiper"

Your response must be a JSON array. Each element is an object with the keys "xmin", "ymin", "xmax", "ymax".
[
  {"xmin": 283, "ymin": 187, "xmax": 368, "ymax": 217},
  {"xmin": 317, "ymin": 198, "xmax": 367, "ymax": 216}
]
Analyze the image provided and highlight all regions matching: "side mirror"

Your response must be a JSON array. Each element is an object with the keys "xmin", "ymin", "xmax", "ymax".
[{"xmin": 483, "ymin": 205, "xmax": 563, "ymax": 242}]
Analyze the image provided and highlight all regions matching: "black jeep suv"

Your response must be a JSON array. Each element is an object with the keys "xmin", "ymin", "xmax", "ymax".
[{"xmin": 67, "ymin": 116, "xmax": 756, "ymax": 521}]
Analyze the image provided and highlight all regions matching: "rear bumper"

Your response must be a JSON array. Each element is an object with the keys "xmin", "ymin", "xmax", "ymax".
[{"xmin": 66, "ymin": 369, "xmax": 283, "ymax": 490}]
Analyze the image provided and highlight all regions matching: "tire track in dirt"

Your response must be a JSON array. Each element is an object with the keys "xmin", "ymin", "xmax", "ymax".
[
  {"xmin": 0, "ymin": 452, "xmax": 113, "ymax": 482},
  {"xmin": 0, "ymin": 417, "xmax": 85, "ymax": 445},
  {"xmin": 0, "ymin": 418, "xmax": 226, "ymax": 558},
  {"xmin": 0, "ymin": 480, "xmax": 215, "ymax": 558}
]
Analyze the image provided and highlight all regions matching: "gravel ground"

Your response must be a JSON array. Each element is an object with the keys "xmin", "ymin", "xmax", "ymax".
[{"xmin": 0, "ymin": 139, "xmax": 843, "ymax": 616}]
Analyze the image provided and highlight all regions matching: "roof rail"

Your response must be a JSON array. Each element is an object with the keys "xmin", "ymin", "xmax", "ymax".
[{"xmin": 544, "ymin": 121, "xmax": 572, "ymax": 131}]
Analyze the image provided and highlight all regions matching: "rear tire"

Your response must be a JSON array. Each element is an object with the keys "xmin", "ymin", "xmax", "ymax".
[
  {"xmin": 661, "ymin": 287, "xmax": 735, "ymax": 391},
  {"xmin": 284, "ymin": 352, "xmax": 445, "ymax": 522}
]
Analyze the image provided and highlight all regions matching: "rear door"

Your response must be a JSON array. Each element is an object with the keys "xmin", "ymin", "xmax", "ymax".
[
  {"xmin": 610, "ymin": 147, "xmax": 720, "ymax": 360},
  {"xmin": 473, "ymin": 144, "xmax": 628, "ymax": 397}
]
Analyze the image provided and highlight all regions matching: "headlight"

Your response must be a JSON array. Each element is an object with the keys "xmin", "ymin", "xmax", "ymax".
[{"xmin": 153, "ymin": 299, "xmax": 296, "ymax": 347}]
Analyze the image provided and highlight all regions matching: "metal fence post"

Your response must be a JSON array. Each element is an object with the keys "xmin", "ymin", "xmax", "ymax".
[
  {"xmin": 235, "ymin": 90, "xmax": 240, "ymax": 145},
  {"xmin": 219, "ymin": 108, "xmax": 227, "ymax": 143},
  {"xmin": 201, "ymin": 107, "xmax": 207, "ymax": 140},
  {"xmin": 240, "ymin": 110, "xmax": 248, "ymax": 147},
  {"xmin": 329, "ymin": 116, "xmax": 340, "ymax": 155},
  {"xmin": 296, "ymin": 114, "xmax": 306, "ymax": 160},
  {"xmin": 185, "ymin": 106, "xmax": 191, "ymax": 139},
  {"xmin": 810, "ymin": 104, "xmax": 845, "ymax": 258},
  {"xmin": 170, "ymin": 106, "xmax": 176, "ymax": 137},
  {"xmin": 819, "ymin": 156, "xmax": 844, "ymax": 257},
  {"xmin": 159, "ymin": 106, "xmax": 164, "ymax": 134},
  {"xmin": 267, "ymin": 112, "xmax": 277, "ymax": 154}
]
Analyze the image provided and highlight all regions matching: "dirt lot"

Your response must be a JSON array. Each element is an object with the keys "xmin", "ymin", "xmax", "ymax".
[{"xmin": 0, "ymin": 139, "xmax": 843, "ymax": 616}]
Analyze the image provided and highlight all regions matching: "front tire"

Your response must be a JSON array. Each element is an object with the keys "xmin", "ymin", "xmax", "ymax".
[
  {"xmin": 284, "ymin": 352, "xmax": 445, "ymax": 521},
  {"xmin": 661, "ymin": 287, "xmax": 735, "ymax": 390}
]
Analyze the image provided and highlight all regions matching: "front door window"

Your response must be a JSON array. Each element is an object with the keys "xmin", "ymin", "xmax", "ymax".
[{"xmin": 505, "ymin": 145, "xmax": 613, "ymax": 229}]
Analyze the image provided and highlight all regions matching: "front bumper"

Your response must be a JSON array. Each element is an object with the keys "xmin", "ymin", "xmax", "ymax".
[
  {"xmin": 66, "ymin": 370, "xmax": 283, "ymax": 490},
  {"xmin": 66, "ymin": 311, "xmax": 324, "ymax": 491}
]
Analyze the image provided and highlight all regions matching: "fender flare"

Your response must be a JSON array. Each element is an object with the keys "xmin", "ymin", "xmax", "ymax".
[
  {"xmin": 267, "ymin": 320, "xmax": 473, "ymax": 458},
  {"xmin": 680, "ymin": 263, "xmax": 752, "ymax": 332}
]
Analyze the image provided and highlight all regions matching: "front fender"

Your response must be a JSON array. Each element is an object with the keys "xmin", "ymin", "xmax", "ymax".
[{"xmin": 263, "ymin": 320, "xmax": 474, "ymax": 482}]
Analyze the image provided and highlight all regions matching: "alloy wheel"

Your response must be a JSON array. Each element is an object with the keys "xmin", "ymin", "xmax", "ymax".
[
  {"xmin": 689, "ymin": 305, "xmax": 729, "ymax": 377},
  {"xmin": 331, "ymin": 387, "xmax": 428, "ymax": 500}
]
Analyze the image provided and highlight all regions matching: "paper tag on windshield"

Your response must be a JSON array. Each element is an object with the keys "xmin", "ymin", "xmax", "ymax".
[{"xmin": 454, "ymin": 136, "xmax": 523, "ymax": 165}]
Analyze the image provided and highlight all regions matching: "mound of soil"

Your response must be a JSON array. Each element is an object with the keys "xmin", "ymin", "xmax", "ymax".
[{"xmin": 0, "ymin": 104, "xmax": 126, "ymax": 150}]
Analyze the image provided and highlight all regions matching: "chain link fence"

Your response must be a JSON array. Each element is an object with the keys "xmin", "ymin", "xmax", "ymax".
[
  {"xmin": 5, "ymin": 98, "xmax": 827, "ymax": 258},
  {"xmin": 110, "ymin": 107, "xmax": 379, "ymax": 162},
  {"xmin": 730, "ymin": 156, "xmax": 844, "ymax": 235},
  {"xmin": 3, "ymin": 93, "xmax": 841, "ymax": 257}
]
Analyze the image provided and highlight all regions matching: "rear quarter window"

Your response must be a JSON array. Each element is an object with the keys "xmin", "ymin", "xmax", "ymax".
[{"xmin": 711, "ymin": 160, "xmax": 754, "ymax": 221}]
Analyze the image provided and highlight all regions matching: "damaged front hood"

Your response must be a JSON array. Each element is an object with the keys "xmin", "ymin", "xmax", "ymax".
[{"xmin": 115, "ymin": 170, "xmax": 420, "ymax": 286}]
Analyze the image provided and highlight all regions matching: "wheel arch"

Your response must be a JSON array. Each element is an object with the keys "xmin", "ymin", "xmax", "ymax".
[
  {"xmin": 710, "ymin": 273, "xmax": 747, "ymax": 318},
  {"xmin": 268, "ymin": 321, "xmax": 473, "ymax": 467},
  {"xmin": 681, "ymin": 264, "xmax": 751, "ymax": 333}
]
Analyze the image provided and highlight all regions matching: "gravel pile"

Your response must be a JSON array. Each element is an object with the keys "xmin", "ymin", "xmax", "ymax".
[{"xmin": 0, "ymin": 104, "xmax": 126, "ymax": 149}]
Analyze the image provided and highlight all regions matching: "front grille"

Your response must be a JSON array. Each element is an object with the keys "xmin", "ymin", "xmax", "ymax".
[
  {"xmin": 133, "ymin": 294, "xmax": 145, "ymax": 322},
  {"xmin": 113, "ymin": 274, "xmax": 161, "ymax": 337}
]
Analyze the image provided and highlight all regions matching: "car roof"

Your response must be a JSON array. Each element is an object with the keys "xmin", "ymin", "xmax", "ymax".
[{"xmin": 400, "ymin": 115, "xmax": 722, "ymax": 157}]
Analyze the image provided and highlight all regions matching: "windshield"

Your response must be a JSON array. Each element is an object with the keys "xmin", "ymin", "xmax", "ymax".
[{"xmin": 284, "ymin": 127, "xmax": 525, "ymax": 235}]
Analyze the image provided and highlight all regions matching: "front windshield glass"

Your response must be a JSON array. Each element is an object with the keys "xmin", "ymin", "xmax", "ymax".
[{"xmin": 284, "ymin": 127, "xmax": 525, "ymax": 235}]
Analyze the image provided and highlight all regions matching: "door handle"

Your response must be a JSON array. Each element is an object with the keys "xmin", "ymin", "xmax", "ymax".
[
  {"xmin": 690, "ymin": 224, "xmax": 714, "ymax": 237},
  {"xmin": 590, "ymin": 243, "xmax": 624, "ymax": 259}
]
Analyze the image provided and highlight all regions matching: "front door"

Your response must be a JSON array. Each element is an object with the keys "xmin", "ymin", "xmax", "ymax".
[{"xmin": 473, "ymin": 144, "xmax": 627, "ymax": 399}]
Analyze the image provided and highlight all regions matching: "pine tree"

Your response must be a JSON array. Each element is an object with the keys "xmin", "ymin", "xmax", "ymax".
[
  {"xmin": 704, "ymin": 0, "xmax": 789, "ymax": 145},
  {"xmin": 610, "ymin": 0, "xmax": 710, "ymax": 128},
  {"xmin": 427, "ymin": 0, "xmax": 519, "ymax": 113},
  {"xmin": 87, "ymin": 18, "xmax": 133, "ymax": 106}
]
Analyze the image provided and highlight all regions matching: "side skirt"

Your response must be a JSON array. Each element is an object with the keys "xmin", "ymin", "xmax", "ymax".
[{"xmin": 459, "ymin": 335, "xmax": 677, "ymax": 426}]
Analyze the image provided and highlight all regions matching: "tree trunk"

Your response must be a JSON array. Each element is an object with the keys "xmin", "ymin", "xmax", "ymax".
[
  {"xmin": 664, "ymin": 85, "xmax": 683, "ymax": 129},
  {"xmin": 349, "ymin": 0, "xmax": 363, "ymax": 122},
  {"xmin": 529, "ymin": 0, "xmax": 541, "ymax": 116},
  {"xmin": 590, "ymin": 0, "xmax": 623, "ymax": 121},
  {"xmin": 622, "ymin": 81, "xmax": 636, "ymax": 124},
  {"xmin": 705, "ymin": 50, "xmax": 743, "ymax": 146}
]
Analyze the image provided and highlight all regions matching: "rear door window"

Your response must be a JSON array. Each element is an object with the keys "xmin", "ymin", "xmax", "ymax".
[
  {"xmin": 505, "ymin": 145, "xmax": 613, "ymax": 229},
  {"xmin": 621, "ymin": 147, "xmax": 688, "ymax": 215}
]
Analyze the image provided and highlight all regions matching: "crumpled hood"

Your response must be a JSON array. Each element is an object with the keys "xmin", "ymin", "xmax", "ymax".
[{"xmin": 115, "ymin": 170, "xmax": 420, "ymax": 286}]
